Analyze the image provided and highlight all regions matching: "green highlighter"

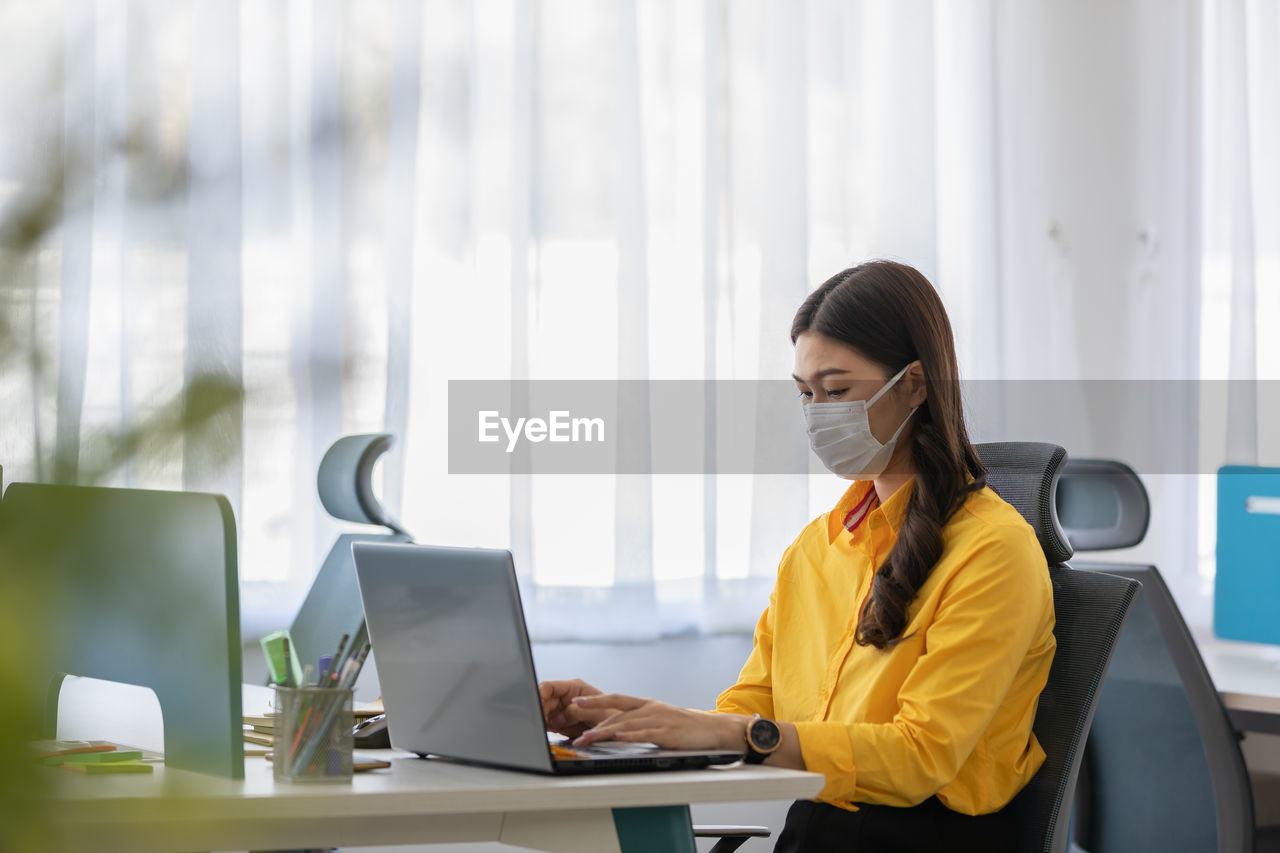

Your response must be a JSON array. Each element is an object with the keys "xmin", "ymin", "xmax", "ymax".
[{"xmin": 260, "ymin": 630, "xmax": 302, "ymax": 687}]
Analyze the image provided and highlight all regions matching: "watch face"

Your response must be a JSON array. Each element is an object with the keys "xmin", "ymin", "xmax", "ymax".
[{"xmin": 750, "ymin": 718, "xmax": 782, "ymax": 751}]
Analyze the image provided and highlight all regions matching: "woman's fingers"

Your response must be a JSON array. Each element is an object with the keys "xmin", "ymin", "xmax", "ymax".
[
  {"xmin": 573, "ymin": 711, "xmax": 663, "ymax": 746},
  {"xmin": 572, "ymin": 693, "xmax": 648, "ymax": 712},
  {"xmin": 541, "ymin": 687, "xmax": 622, "ymax": 737},
  {"xmin": 571, "ymin": 702, "xmax": 736, "ymax": 752},
  {"xmin": 538, "ymin": 679, "xmax": 604, "ymax": 728},
  {"xmin": 611, "ymin": 729, "xmax": 664, "ymax": 744},
  {"xmin": 563, "ymin": 703, "xmax": 616, "ymax": 728}
]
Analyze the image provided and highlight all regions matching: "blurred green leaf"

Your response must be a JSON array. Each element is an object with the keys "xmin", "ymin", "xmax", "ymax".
[{"xmin": 0, "ymin": 97, "xmax": 243, "ymax": 849}]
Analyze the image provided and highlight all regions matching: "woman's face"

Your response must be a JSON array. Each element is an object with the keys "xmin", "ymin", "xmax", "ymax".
[{"xmin": 792, "ymin": 331, "xmax": 922, "ymax": 446}]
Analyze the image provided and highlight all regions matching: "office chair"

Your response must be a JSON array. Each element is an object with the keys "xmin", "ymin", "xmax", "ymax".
[
  {"xmin": 1057, "ymin": 458, "xmax": 1280, "ymax": 853},
  {"xmin": 697, "ymin": 443, "xmax": 1139, "ymax": 853},
  {"xmin": 974, "ymin": 442, "xmax": 1140, "ymax": 853},
  {"xmin": 287, "ymin": 434, "xmax": 412, "ymax": 678},
  {"xmin": 1055, "ymin": 458, "xmax": 1149, "ymax": 552}
]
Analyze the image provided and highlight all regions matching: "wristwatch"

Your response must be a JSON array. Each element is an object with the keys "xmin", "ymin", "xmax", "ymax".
[{"xmin": 743, "ymin": 714, "xmax": 782, "ymax": 764}]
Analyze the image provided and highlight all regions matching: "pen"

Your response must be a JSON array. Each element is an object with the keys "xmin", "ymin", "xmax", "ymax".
[
  {"xmin": 289, "ymin": 706, "xmax": 315, "ymax": 760},
  {"xmin": 339, "ymin": 642, "xmax": 371, "ymax": 691},
  {"xmin": 327, "ymin": 633, "xmax": 350, "ymax": 682},
  {"xmin": 328, "ymin": 623, "xmax": 366, "ymax": 688}
]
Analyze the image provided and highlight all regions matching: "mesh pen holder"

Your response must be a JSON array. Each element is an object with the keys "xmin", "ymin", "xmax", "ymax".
[{"xmin": 273, "ymin": 686, "xmax": 354, "ymax": 783}]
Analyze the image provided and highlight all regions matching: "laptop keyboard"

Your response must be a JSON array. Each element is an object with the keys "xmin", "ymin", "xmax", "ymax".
[
  {"xmin": 579, "ymin": 743, "xmax": 655, "ymax": 756},
  {"xmin": 550, "ymin": 742, "xmax": 655, "ymax": 761}
]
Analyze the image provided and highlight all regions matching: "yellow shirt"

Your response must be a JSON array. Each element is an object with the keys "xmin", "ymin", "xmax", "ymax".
[{"xmin": 715, "ymin": 478, "xmax": 1055, "ymax": 814}]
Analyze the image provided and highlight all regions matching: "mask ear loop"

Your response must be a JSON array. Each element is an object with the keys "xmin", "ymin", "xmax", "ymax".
[
  {"xmin": 865, "ymin": 362, "xmax": 914, "ymax": 409},
  {"xmin": 886, "ymin": 405, "xmax": 918, "ymax": 444}
]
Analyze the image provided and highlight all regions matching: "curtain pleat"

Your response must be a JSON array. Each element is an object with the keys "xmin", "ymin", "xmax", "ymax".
[
  {"xmin": 306, "ymin": 0, "xmax": 345, "ymax": 563},
  {"xmin": 381, "ymin": 0, "xmax": 425, "ymax": 518},
  {"xmin": 508, "ymin": 0, "xmax": 536, "ymax": 583},
  {"xmin": 613, "ymin": 0, "xmax": 654, "ymax": 592},
  {"xmin": 105, "ymin": 0, "xmax": 132, "ymax": 487},
  {"xmin": 1214, "ymin": 0, "xmax": 1259, "ymax": 464},
  {"xmin": 54, "ymin": 0, "xmax": 95, "ymax": 485},
  {"xmin": 183, "ymin": 0, "xmax": 244, "ymax": 519},
  {"xmin": 701, "ymin": 0, "xmax": 724, "ymax": 587},
  {"xmin": 749, "ymin": 0, "xmax": 809, "ymax": 581}
]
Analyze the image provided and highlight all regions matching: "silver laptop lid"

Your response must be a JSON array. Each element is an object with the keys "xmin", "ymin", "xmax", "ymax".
[{"xmin": 352, "ymin": 542, "xmax": 553, "ymax": 773}]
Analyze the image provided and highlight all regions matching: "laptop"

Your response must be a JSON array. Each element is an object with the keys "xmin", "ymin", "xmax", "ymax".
[{"xmin": 351, "ymin": 541, "xmax": 744, "ymax": 774}]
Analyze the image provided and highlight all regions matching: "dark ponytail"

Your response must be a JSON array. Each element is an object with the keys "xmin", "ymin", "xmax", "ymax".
[{"xmin": 791, "ymin": 260, "xmax": 986, "ymax": 650}]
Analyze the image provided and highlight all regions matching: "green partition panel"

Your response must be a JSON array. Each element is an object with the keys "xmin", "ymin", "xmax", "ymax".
[{"xmin": 0, "ymin": 483, "xmax": 244, "ymax": 779}]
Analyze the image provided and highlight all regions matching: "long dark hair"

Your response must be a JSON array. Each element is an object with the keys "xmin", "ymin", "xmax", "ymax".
[{"xmin": 791, "ymin": 260, "xmax": 986, "ymax": 649}]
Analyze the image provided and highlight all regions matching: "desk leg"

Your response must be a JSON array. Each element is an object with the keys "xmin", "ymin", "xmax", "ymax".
[
  {"xmin": 612, "ymin": 805, "xmax": 697, "ymax": 853},
  {"xmin": 500, "ymin": 808, "xmax": 623, "ymax": 853}
]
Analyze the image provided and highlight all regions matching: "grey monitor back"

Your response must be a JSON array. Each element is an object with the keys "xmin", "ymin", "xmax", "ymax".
[
  {"xmin": 352, "ymin": 542, "xmax": 553, "ymax": 773},
  {"xmin": 290, "ymin": 531, "xmax": 409, "ymax": 678}
]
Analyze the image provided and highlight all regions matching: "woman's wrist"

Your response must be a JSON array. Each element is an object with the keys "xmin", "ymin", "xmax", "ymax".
[{"xmin": 715, "ymin": 713, "xmax": 752, "ymax": 751}]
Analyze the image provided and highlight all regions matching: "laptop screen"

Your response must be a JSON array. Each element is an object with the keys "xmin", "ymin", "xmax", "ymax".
[{"xmin": 352, "ymin": 542, "xmax": 554, "ymax": 772}]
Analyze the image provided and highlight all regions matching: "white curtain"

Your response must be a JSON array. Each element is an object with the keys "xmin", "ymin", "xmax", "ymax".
[
  {"xmin": 1198, "ymin": 0, "xmax": 1280, "ymax": 623},
  {"xmin": 0, "ymin": 0, "xmax": 1214, "ymax": 641}
]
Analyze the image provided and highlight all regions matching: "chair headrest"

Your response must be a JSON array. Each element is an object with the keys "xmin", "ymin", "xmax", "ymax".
[
  {"xmin": 975, "ymin": 442, "xmax": 1074, "ymax": 565},
  {"xmin": 1055, "ymin": 458, "xmax": 1149, "ymax": 551},
  {"xmin": 316, "ymin": 433, "xmax": 408, "ymax": 534}
]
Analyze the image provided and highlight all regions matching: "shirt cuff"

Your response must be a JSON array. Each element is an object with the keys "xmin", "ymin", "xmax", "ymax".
[{"xmin": 793, "ymin": 720, "xmax": 858, "ymax": 804}]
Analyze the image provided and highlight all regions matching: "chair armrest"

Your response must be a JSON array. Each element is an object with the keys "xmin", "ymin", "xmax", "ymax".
[
  {"xmin": 693, "ymin": 825, "xmax": 770, "ymax": 838},
  {"xmin": 692, "ymin": 824, "xmax": 771, "ymax": 853}
]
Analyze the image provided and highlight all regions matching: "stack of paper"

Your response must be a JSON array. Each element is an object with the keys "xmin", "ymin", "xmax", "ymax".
[{"xmin": 243, "ymin": 714, "xmax": 277, "ymax": 747}]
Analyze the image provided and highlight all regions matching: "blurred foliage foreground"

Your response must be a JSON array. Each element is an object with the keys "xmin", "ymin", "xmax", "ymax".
[{"xmin": 0, "ymin": 130, "xmax": 243, "ymax": 847}]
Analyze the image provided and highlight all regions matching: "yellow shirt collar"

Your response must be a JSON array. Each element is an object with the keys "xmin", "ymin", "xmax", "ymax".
[{"xmin": 826, "ymin": 478, "xmax": 915, "ymax": 544}]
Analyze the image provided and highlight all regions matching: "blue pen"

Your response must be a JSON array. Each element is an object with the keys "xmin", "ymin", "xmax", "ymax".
[{"xmin": 317, "ymin": 655, "xmax": 334, "ymax": 684}]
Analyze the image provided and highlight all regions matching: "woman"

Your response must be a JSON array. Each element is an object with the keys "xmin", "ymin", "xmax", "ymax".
[{"xmin": 539, "ymin": 260, "xmax": 1055, "ymax": 852}]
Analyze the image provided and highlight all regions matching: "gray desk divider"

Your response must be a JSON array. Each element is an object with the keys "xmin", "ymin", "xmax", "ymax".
[{"xmin": 0, "ymin": 483, "xmax": 244, "ymax": 779}]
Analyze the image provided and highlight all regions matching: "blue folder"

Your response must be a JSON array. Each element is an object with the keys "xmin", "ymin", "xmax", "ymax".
[{"xmin": 1215, "ymin": 465, "xmax": 1280, "ymax": 645}]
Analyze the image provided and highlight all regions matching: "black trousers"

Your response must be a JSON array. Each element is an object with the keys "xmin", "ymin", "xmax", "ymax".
[{"xmin": 773, "ymin": 797, "xmax": 1016, "ymax": 853}]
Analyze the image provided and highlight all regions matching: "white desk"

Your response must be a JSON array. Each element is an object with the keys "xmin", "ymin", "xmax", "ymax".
[
  {"xmin": 44, "ymin": 682, "xmax": 822, "ymax": 852},
  {"xmin": 43, "ymin": 751, "xmax": 821, "ymax": 853},
  {"xmin": 1198, "ymin": 633, "xmax": 1280, "ymax": 734}
]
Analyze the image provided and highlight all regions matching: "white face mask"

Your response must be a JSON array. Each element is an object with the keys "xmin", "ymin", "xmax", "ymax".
[{"xmin": 802, "ymin": 363, "xmax": 917, "ymax": 479}]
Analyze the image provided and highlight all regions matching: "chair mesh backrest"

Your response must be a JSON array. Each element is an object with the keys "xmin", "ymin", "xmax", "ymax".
[
  {"xmin": 1012, "ymin": 566, "xmax": 1140, "ymax": 853},
  {"xmin": 976, "ymin": 442, "xmax": 1074, "ymax": 565},
  {"xmin": 1074, "ymin": 564, "xmax": 1255, "ymax": 853},
  {"xmin": 976, "ymin": 442, "xmax": 1140, "ymax": 853}
]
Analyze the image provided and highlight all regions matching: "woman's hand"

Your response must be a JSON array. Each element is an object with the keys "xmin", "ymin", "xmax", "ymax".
[
  {"xmin": 538, "ymin": 679, "xmax": 613, "ymax": 738},
  {"xmin": 570, "ymin": 693, "xmax": 747, "ymax": 751}
]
